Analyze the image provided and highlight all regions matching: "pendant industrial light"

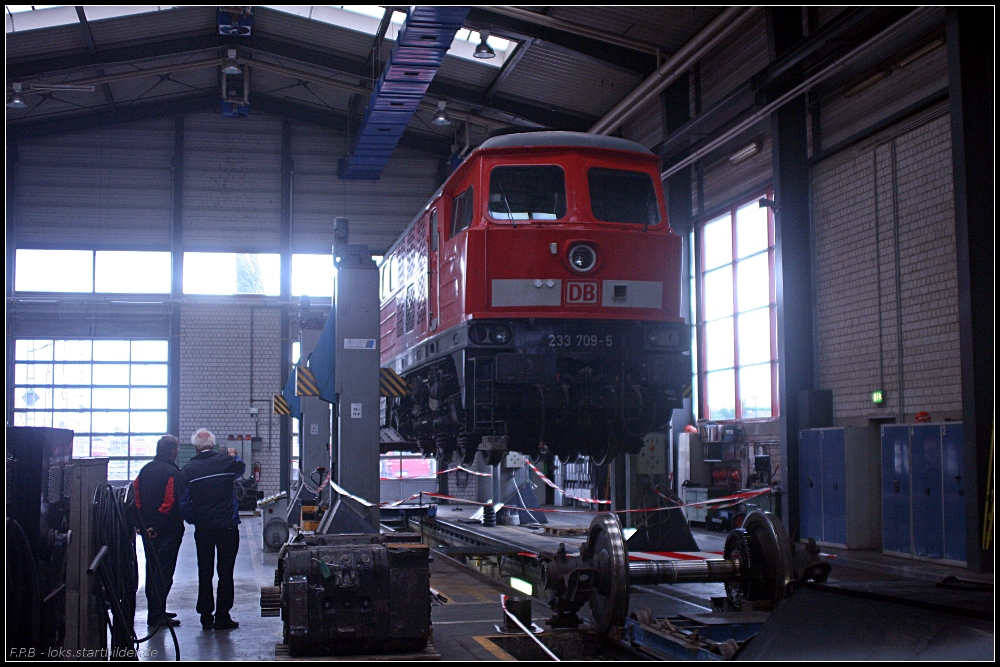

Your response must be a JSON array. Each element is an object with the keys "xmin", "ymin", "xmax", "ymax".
[
  {"xmin": 7, "ymin": 82, "xmax": 27, "ymax": 109},
  {"xmin": 474, "ymin": 30, "xmax": 496, "ymax": 59},
  {"xmin": 222, "ymin": 49, "xmax": 242, "ymax": 75},
  {"xmin": 432, "ymin": 100, "xmax": 452, "ymax": 126}
]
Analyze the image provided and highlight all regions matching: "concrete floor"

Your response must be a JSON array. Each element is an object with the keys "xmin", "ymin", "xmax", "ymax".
[
  {"xmin": 133, "ymin": 510, "xmax": 993, "ymax": 661},
  {"xmin": 135, "ymin": 515, "xmax": 283, "ymax": 661}
]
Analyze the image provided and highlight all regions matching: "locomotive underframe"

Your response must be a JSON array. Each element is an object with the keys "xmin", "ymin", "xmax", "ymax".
[{"xmin": 384, "ymin": 319, "xmax": 690, "ymax": 464}]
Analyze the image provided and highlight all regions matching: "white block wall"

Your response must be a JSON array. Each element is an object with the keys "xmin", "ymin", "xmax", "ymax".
[
  {"xmin": 178, "ymin": 303, "xmax": 284, "ymax": 495},
  {"xmin": 812, "ymin": 110, "xmax": 961, "ymax": 422},
  {"xmin": 441, "ymin": 467, "xmax": 479, "ymax": 501}
]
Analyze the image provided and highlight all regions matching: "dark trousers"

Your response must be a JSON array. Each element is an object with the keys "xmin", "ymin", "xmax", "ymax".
[
  {"xmin": 194, "ymin": 526, "xmax": 240, "ymax": 618},
  {"xmin": 141, "ymin": 530, "xmax": 182, "ymax": 623}
]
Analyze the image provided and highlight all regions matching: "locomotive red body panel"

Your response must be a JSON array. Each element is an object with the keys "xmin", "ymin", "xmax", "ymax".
[{"xmin": 378, "ymin": 132, "xmax": 690, "ymax": 463}]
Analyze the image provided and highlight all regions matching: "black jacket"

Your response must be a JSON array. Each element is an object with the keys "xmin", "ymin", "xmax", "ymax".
[
  {"xmin": 179, "ymin": 450, "xmax": 246, "ymax": 530},
  {"xmin": 133, "ymin": 456, "xmax": 185, "ymax": 538}
]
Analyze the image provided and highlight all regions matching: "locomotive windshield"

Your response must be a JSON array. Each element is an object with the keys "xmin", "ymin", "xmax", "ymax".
[
  {"xmin": 587, "ymin": 167, "xmax": 660, "ymax": 226},
  {"xmin": 488, "ymin": 165, "xmax": 567, "ymax": 221}
]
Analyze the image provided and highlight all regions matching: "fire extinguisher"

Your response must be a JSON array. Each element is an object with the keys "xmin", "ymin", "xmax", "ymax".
[{"xmin": 253, "ymin": 462, "xmax": 261, "ymax": 484}]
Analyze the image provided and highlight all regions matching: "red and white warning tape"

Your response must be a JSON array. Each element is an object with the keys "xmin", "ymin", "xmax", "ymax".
[
  {"xmin": 524, "ymin": 460, "xmax": 612, "ymax": 506},
  {"xmin": 379, "ymin": 464, "xmax": 491, "ymax": 481}
]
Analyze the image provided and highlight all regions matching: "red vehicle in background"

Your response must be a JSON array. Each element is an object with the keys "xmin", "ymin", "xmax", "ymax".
[{"xmin": 379, "ymin": 131, "xmax": 689, "ymax": 466}]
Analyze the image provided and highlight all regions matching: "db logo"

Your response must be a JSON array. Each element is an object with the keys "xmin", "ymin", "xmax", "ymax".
[{"xmin": 565, "ymin": 281, "xmax": 599, "ymax": 304}]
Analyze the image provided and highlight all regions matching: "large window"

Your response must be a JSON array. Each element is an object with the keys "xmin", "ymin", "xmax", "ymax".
[
  {"xmin": 14, "ymin": 249, "xmax": 171, "ymax": 294},
  {"xmin": 697, "ymin": 194, "xmax": 777, "ymax": 421},
  {"xmin": 587, "ymin": 168, "xmax": 660, "ymax": 226},
  {"xmin": 488, "ymin": 165, "xmax": 567, "ymax": 221},
  {"xmin": 292, "ymin": 254, "xmax": 335, "ymax": 298},
  {"xmin": 13, "ymin": 338, "xmax": 169, "ymax": 480},
  {"xmin": 183, "ymin": 252, "xmax": 280, "ymax": 295}
]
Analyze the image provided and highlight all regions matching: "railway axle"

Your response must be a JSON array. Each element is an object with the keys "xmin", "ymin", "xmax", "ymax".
[{"xmin": 541, "ymin": 510, "xmax": 828, "ymax": 633}]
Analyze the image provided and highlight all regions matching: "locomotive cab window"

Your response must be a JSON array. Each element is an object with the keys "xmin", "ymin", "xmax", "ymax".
[
  {"xmin": 488, "ymin": 165, "xmax": 567, "ymax": 221},
  {"xmin": 587, "ymin": 167, "xmax": 660, "ymax": 226},
  {"xmin": 450, "ymin": 186, "xmax": 475, "ymax": 238}
]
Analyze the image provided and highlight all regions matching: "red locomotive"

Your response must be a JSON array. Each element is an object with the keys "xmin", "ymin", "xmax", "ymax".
[{"xmin": 379, "ymin": 131, "xmax": 689, "ymax": 465}]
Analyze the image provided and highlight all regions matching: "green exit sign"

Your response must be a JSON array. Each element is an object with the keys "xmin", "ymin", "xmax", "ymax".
[{"xmin": 872, "ymin": 390, "xmax": 884, "ymax": 405}]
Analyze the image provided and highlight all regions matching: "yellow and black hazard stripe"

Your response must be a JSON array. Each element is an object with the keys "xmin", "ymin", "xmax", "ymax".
[
  {"xmin": 273, "ymin": 394, "xmax": 291, "ymax": 415},
  {"xmin": 683, "ymin": 384, "xmax": 692, "ymax": 398},
  {"xmin": 380, "ymin": 367, "xmax": 411, "ymax": 397},
  {"xmin": 296, "ymin": 366, "xmax": 319, "ymax": 397}
]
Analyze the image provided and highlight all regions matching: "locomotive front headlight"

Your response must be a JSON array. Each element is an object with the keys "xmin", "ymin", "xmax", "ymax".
[
  {"xmin": 646, "ymin": 326, "xmax": 681, "ymax": 348},
  {"xmin": 568, "ymin": 244, "xmax": 596, "ymax": 273},
  {"xmin": 469, "ymin": 323, "xmax": 491, "ymax": 345},
  {"xmin": 489, "ymin": 325, "xmax": 512, "ymax": 345}
]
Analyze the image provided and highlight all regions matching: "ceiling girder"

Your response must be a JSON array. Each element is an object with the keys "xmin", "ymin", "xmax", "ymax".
[{"xmin": 8, "ymin": 31, "xmax": 591, "ymax": 131}]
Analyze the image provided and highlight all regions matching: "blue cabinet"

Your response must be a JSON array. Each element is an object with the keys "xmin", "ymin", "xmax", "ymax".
[
  {"xmin": 880, "ymin": 423, "xmax": 966, "ymax": 563},
  {"xmin": 798, "ymin": 430, "xmax": 824, "ymax": 541},
  {"xmin": 798, "ymin": 427, "xmax": 879, "ymax": 549},
  {"xmin": 940, "ymin": 424, "xmax": 967, "ymax": 562},
  {"xmin": 880, "ymin": 425, "xmax": 911, "ymax": 554}
]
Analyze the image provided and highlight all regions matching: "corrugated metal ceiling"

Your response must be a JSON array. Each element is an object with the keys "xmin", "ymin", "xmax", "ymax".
[
  {"xmin": 492, "ymin": 41, "xmax": 643, "ymax": 118},
  {"xmin": 546, "ymin": 6, "xmax": 724, "ymax": 52},
  {"xmin": 5, "ymin": 6, "xmax": 765, "ymax": 153}
]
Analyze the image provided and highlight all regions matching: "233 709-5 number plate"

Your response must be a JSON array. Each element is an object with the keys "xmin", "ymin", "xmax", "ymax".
[{"xmin": 548, "ymin": 334, "xmax": 614, "ymax": 348}]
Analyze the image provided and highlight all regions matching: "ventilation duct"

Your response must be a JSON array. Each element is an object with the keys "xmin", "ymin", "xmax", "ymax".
[{"xmin": 338, "ymin": 6, "xmax": 471, "ymax": 180}]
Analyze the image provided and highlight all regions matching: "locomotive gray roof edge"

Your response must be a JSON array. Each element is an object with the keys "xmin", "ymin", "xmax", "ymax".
[
  {"xmin": 478, "ymin": 131, "xmax": 654, "ymax": 155},
  {"xmin": 379, "ymin": 132, "xmax": 653, "ymax": 264}
]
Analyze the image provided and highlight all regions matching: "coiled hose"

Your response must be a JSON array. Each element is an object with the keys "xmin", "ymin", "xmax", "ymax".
[{"xmin": 92, "ymin": 483, "xmax": 180, "ymax": 660}]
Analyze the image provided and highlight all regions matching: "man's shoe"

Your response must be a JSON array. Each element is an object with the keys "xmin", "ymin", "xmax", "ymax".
[
  {"xmin": 148, "ymin": 616, "xmax": 181, "ymax": 627},
  {"xmin": 201, "ymin": 614, "xmax": 215, "ymax": 630},
  {"xmin": 214, "ymin": 617, "xmax": 239, "ymax": 631},
  {"xmin": 164, "ymin": 612, "xmax": 178, "ymax": 618}
]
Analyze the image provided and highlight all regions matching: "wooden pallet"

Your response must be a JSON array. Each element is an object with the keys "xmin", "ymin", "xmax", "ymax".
[
  {"xmin": 275, "ymin": 641, "xmax": 441, "ymax": 661},
  {"xmin": 542, "ymin": 525, "xmax": 588, "ymax": 537}
]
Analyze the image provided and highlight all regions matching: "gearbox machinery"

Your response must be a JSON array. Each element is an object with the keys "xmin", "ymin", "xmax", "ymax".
[{"xmin": 261, "ymin": 532, "xmax": 430, "ymax": 656}]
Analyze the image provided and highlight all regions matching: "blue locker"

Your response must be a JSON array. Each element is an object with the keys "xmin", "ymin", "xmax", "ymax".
[
  {"xmin": 821, "ymin": 429, "xmax": 848, "ymax": 546},
  {"xmin": 798, "ymin": 430, "xmax": 824, "ymax": 542},
  {"xmin": 941, "ymin": 423, "xmax": 967, "ymax": 562},
  {"xmin": 798, "ymin": 427, "xmax": 877, "ymax": 548},
  {"xmin": 911, "ymin": 425, "xmax": 944, "ymax": 558},
  {"xmin": 880, "ymin": 425, "xmax": 911, "ymax": 554}
]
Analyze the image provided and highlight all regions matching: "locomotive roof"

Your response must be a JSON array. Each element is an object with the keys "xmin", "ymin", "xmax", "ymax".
[{"xmin": 477, "ymin": 131, "xmax": 654, "ymax": 155}]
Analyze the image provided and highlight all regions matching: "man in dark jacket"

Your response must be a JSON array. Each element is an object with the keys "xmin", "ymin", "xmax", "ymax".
[
  {"xmin": 133, "ymin": 434, "xmax": 185, "ymax": 628},
  {"xmin": 180, "ymin": 428, "xmax": 246, "ymax": 631}
]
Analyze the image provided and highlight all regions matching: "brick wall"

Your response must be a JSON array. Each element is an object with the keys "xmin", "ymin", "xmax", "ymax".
[
  {"xmin": 440, "ymin": 465, "xmax": 479, "ymax": 501},
  {"xmin": 812, "ymin": 110, "xmax": 961, "ymax": 424},
  {"xmin": 178, "ymin": 303, "xmax": 284, "ymax": 495}
]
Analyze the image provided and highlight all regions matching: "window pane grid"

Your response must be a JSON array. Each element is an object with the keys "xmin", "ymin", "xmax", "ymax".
[
  {"xmin": 13, "ymin": 338, "xmax": 169, "ymax": 481},
  {"xmin": 697, "ymin": 192, "xmax": 778, "ymax": 420}
]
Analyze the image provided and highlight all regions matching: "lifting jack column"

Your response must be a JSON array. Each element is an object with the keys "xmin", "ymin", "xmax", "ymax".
[{"xmin": 331, "ymin": 217, "xmax": 381, "ymax": 530}]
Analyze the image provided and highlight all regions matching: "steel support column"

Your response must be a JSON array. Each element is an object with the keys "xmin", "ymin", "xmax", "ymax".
[
  {"xmin": 6, "ymin": 144, "xmax": 19, "ymax": 427},
  {"xmin": 946, "ymin": 8, "xmax": 994, "ymax": 573},
  {"xmin": 663, "ymin": 73, "xmax": 694, "ymax": 490},
  {"xmin": 768, "ymin": 8, "xmax": 811, "ymax": 535},
  {"xmin": 168, "ymin": 116, "xmax": 184, "ymax": 441},
  {"xmin": 279, "ymin": 119, "xmax": 294, "ymax": 493}
]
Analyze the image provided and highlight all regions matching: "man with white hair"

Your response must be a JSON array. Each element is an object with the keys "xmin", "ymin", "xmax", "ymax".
[{"xmin": 179, "ymin": 428, "xmax": 245, "ymax": 631}]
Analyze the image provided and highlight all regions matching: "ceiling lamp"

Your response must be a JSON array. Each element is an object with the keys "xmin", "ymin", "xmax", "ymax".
[
  {"xmin": 474, "ymin": 30, "xmax": 496, "ymax": 59},
  {"xmin": 432, "ymin": 100, "xmax": 452, "ymax": 126},
  {"xmin": 7, "ymin": 83, "xmax": 27, "ymax": 109},
  {"xmin": 222, "ymin": 49, "xmax": 242, "ymax": 75},
  {"xmin": 728, "ymin": 140, "xmax": 760, "ymax": 165}
]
